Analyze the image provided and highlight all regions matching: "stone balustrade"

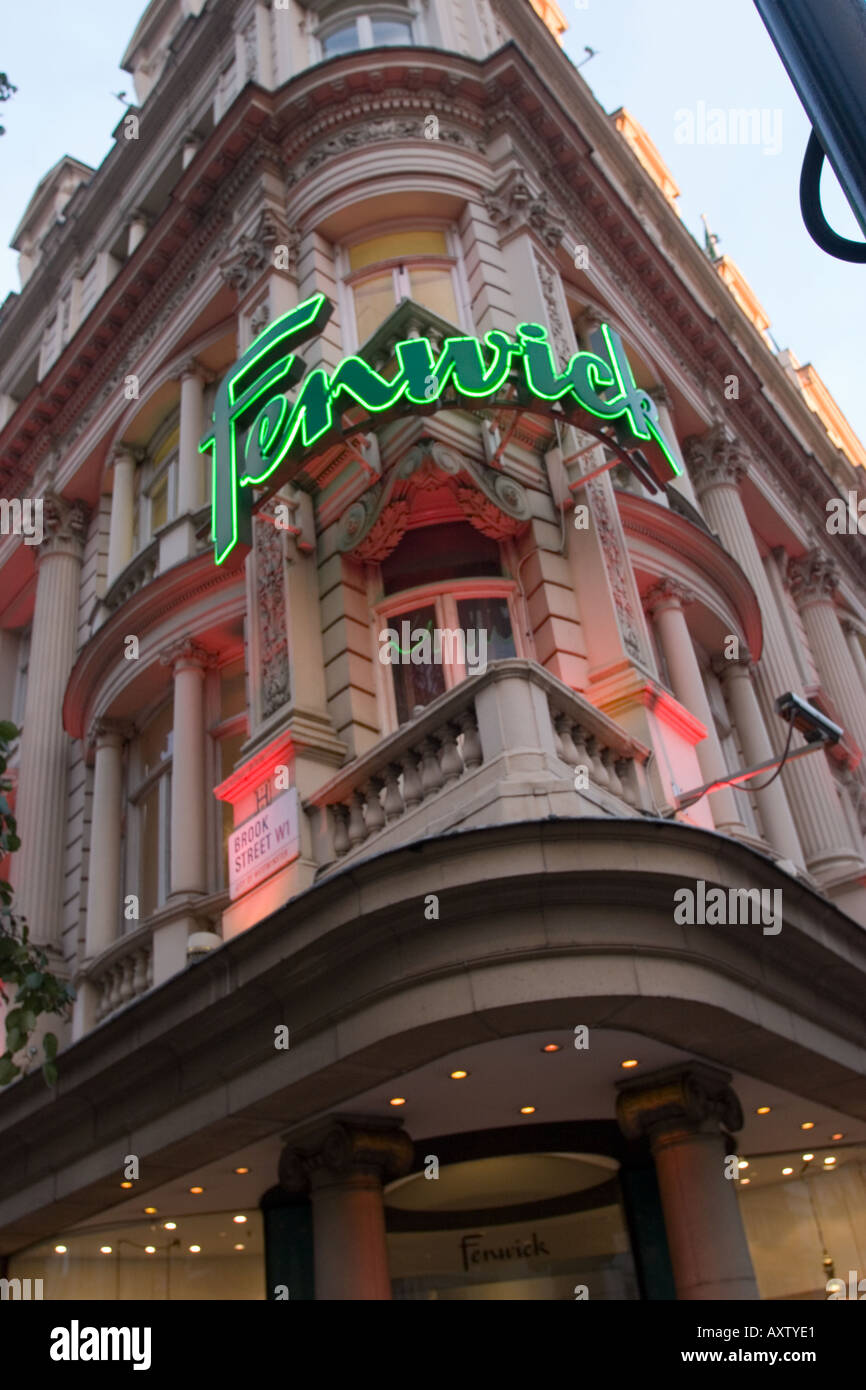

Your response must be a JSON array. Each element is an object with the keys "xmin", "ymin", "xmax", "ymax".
[
  {"xmin": 103, "ymin": 538, "xmax": 158, "ymax": 613},
  {"xmin": 306, "ymin": 659, "xmax": 650, "ymax": 871},
  {"xmin": 89, "ymin": 930, "xmax": 154, "ymax": 1024}
]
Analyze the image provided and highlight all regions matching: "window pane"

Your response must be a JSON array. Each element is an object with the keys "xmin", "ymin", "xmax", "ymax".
[
  {"xmin": 150, "ymin": 476, "xmax": 168, "ymax": 532},
  {"xmin": 348, "ymin": 230, "xmax": 449, "ymax": 271},
  {"xmin": 139, "ymin": 783, "xmax": 161, "ymax": 920},
  {"xmin": 382, "ymin": 522, "xmax": 501, "ymax": 595},
  {"xmin": 140, "ymin": 704, "xmax": 173, "ymax": 777},
  {"xmin": 220, "ymin": 661, "xmax": 247, "ymax": 720},
  {"xmin": 371, "ymin": 18, "xmax": 413, "ymax": 45},
  {"xmin": 386, "ymin": 605, "xmax": 446, "ymax": 724},
  {"xmin": 322, "ymin": 23, "xmax": 359, "ymax": 57},
  {"xmin": 457, "ymin": 597, "xmax": 516, "ymax": 661},
  {"xmin": 353, "ymin": 271, "xmax": 396, "ymax": 342},
  {"xmin": 407, "ymin": 266, "xmax": 459, "ymax": 323}
]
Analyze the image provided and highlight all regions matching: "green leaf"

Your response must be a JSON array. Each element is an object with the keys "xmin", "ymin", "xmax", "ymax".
[
  {"xmin": 43, "ymin": 1032, "xmax": 58, "ymax": 1059},
  {"xmin": 0, "ymin": 1056, "xmax": 20, "ymax": 1085},
  {"xmin": 4, "ymin": 1028, "xmax": 22, "ymax": 1054},
  {"xmin": 42, "ymin": 1061, "xmax": 58, "ymax": 1087},
  {"xmin": 0, "ymin": 722, "xmax": 20, "ymax": 741},
  {"xmin": 24, "ymin": 971, "xmax": 43, "ymax": 989},
  {"xmin": 21, "ymin": 1009, "xmax": 36, "ymax": 1031}
]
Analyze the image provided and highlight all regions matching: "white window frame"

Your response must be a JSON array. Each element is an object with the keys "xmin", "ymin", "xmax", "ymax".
[
  {"xmin": 127, "ymin": 707, "xmax": 173, "ymax": 925},
  {"xmin": 371, "ymin": 575, "xmax": 526, "ymax": 732},
  {"xmin": 337, "ymin": 221, "xmax": 472, "ymax": 351},
  {"xmin": 316, "ymin": 5, "xmax": 421, "ymax": 61}
]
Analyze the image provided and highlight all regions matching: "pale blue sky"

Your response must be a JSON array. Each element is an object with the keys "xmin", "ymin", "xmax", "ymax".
[{"xmin": 1, "ymin": 0, "xmax": 863, "ymax": 440}]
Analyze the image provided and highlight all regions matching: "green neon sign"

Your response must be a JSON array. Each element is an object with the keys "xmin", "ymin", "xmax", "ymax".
[{"xmin": 200, "ymin": 294, "xmax": 681, "ymax": 565}]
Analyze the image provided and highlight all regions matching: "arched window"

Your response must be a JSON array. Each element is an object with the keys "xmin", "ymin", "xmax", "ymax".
[
  {"xmin": 317, "ymin": 5, "xmax": 417, "ymax": 60},
  {"xmin": 372, "ymin": 522, "xmax": 524, "ymax": 727},
  {"xmin": 340, "ymin": 227, "xmax": 467, "ymax": 347}
]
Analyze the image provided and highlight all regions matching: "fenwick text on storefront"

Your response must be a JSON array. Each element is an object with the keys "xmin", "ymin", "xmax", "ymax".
[{"xmin": 200, "ymin": 292, "xmax": 681, "ymax": 565}]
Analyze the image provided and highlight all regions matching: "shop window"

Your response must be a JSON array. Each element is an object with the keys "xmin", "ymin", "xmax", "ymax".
[
  {"xmin": 342, "ymin": 227, "xmax": 464, "ymax": 346},
  {"xmin": 319, "ymin": 8, "xmax": 415, "ymax": 60}
]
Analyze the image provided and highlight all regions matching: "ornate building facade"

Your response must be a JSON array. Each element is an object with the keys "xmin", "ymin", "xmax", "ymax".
[{"xmin": 0, "ymin": 0, "xmax": 865, "ymax": 1301}]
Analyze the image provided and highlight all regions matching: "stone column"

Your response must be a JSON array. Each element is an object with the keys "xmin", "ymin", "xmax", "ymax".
[
  {"xmin": 717, "ymin": 657, "xmax": 804, "ymax": 866},
  {"xmin": 127, "ymin": 209, "xmax": 148, "ymax": 256},
  {"xmin": 279, "ymin": 1117, "xmax": 414, "ymax": 1300},
  {"xmin": 646, "ymin": 578, "xmax": 747, "ymax": 836},
  {"xmin": 648, "ymin": 386, "xmax": 701, "ymax": 510},
  {"xmin": 617, "ymin": 1062, "xmax": 758, "ymax": 1300},
  {"xmin": 106, "ymin": 447, "xmax": 137, "ymax": 586},
  {"xmin": 83, "ymin": 719, "xmax": 129, "ymax": 958},
  {"xmin": 177, "ymin": 361, "xmax": 206, "ymax": 516},
  {"xmin": 160, "ymin": 639, "xmax": 213, "ymax": 897},
  {"xmin": 843, "ymin": 618, "xmax": 866, "ymax": 696},
  {"xmin": 11, "ymin": 496, "xmax": 90, "ymax": 947},
  {"xmin": 685, "ymin": 426, "xmax": 863, "ymax": 885},
  {"xmin": 788, "ymin": 550, "xmax": 866, "ymax": 754}
]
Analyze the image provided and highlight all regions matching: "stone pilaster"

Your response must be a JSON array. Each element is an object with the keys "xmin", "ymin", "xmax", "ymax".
[
  {"xmin": 83, "ymin": 717, "xmax": 132, "ymax": 959},
  {"xmin": 11, "ymin": 495, "xmax": 90, "ymax": 949},
  {"xmin": 646, "ymin": 577, "xmax": 747, "ymax": 836},
  {"xmin": 106, "ymin": 447, "xmax": 138, "ymax": 586},
  {"xmin": 617, "ymin": 1062, "xmax": 758, "ymax": 1300},
  {"xmin": 279, "ymin": 1116, "xmax": 414, "ymax": 1300},
  {"xmin": 685, "ymin": 426, "xmax": 864, "ymax": 887},
  {"xmin": 177, "ymin": 360, "xmax": 208, "ymax": 516},
  {"xmin": 160, "ymin": 638, "xmax": 215, "ymax": 898}
]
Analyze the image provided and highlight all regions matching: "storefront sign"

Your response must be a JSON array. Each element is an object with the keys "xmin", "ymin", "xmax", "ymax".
[
  {"xmin": 201, "ymin": 293, "xmax": 680, "ymax": 564},
  {"xmin": 227, "ymin": 788, "xmax": 299, "ymax": 899}
]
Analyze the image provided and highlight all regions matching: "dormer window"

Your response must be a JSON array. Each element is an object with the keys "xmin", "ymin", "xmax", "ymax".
[{"xmin": 319, "ymin": 8, "xmax": 415, "ymax": 59}]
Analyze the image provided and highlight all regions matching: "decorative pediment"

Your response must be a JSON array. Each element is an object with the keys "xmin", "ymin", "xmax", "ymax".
[{"xmin": 336, "ymin": 439, "xmax": 531, "ymax": 561}]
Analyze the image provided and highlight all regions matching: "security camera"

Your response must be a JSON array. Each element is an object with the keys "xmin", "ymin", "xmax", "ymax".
[{"xmin": 775, "ymin": 692, "xmax": 843, "ymax": 745}]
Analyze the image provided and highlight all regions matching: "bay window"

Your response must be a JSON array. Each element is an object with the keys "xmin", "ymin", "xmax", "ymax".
[{"xmin": 342, "ymin": 228, "xmax": 465, "ymax": 346}]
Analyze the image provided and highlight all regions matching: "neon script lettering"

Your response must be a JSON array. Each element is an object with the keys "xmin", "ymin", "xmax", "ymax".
[{"xmin": 200, "ymin": 293, "xmax": 681, "ymax": 564}]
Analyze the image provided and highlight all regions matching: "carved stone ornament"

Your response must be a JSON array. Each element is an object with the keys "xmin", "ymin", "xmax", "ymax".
[
  {"xmin": 278, "ymin": 1116, "xmax": 414, "ymax": 1193},
  {"xmin": 585, "ymin": 474, "xmax": 644, "ymax": 662},
  {"xmin": 645, "ymin": 576, "xmax": 697, "ymax": 615},
  {"xmin": 159, "ymin": 637, "xmax": 217, "ymax": 673},
  {"xmin": 787, "ymin": 548, "xmax": 840, "ymax": 606},
  {"xmin": 39, "ymin": 494, "xmax": 91, "ymax": 557},
  {"xmin": 285, "ymin": 118, "xmax": 486, "ymax": 190},
  {"xmin": 616, "ymin": 1061, "xmax": 744, "ymax": 1144},
  {"xmin": 255, "ymin": 497, "xmax": 291, "ymax": 719},
  {"xmin": 483, "ymin": 169, "xmax": 566, "ymax": 250},
  {"xmin": 335, "ymin": 439, "xmax": 532, "ymax": 560},
  {"xmin": 683, "ymin": 424, "xmax": 751, "ymax": 495},
  {"xmin": 219, "ymin": 210, "xmax": 294, "ymax": 295}
]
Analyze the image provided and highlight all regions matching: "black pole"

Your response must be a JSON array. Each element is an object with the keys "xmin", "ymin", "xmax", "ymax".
[{"xmin": 753, "ymin": 0, "xmax": 866, "ymax": 259}]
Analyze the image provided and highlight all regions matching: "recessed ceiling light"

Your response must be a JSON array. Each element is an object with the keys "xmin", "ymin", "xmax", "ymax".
[
  {"xmin": 519, "ymin": 1105, "xmax": 536, "ymax": 1115},
  {"xmin": 801, "ymin": 1122, "xmax": 815, "ymax": 1131},
  {"xmin": 163, "ymin": 1222, "xmax": 177, "ymax": 1231},
  {"xmin": 738, "ymin": 1160, "xmax": 749, "ymax": 1169},
  {"xmin": 831, "ymin": 1132, "xmax": 844, "ymax": 1141},
  {"xmin": 824, "ymin": 1156, "xmax": 837, "ymax": 1165},
  {"xmin": 620, "ymin": 1059, "xmax": 639, "ymax": 1069},
  {"xmin": 802, "ymin": 1153, "xmax": 814, "ymax": 1162},
  {"xmin": 234, "ymin": 1167, "xmax": 250, "ymax": 1175},
  {"xmin": 100, "ymin": 1245, "xmax": 113, "ymax": 1254},
  {"xmin": 740, "ymin": 1178, "xmax": 750, "ymax": 1185},
  {"xmin": 189, "ymin": 1186, "xmax": 204, "ymax": 1194},
  {"xmin": 389, "ymin": 1097, "xmax": 406, "ymax": 1107},
  {"xmin": 782, "ymin": 1167, "xmax": 794, "ymax": 1176},
  {"xmin": 145, "ymin": 1246, "xmax": 156, "ymax": 1255},
  {"xmin": 449, "ymin": 1069, "xmax": 469, "ymax": 1079},
  {"xmin": 189, "ymin": 1245, "xmax": 201, "ymax": 1254},
  {"xmin": 232, "ymin": 1215, "xmax": 247, "ymax": 1224},
  {"xmin": 54, "ymin": 1245, "xmax": 67, "ymax": 1254},
  {"xmin": 120, "ymin": 1181, "xmax": 133, "ymax": 1189},
  {"xmin": 144, "ymin": 1207, "xmax": 157, "ymax": 1215},
  {"xmin": 234, "ymin": 1243, "xmax": 245, "ymax": 1251},
  {"xmin": 541, "ymin": 1044, "xmax": 561, "ymax": 1053},
  {"xmin": 756, "ymin": 1106, "xmax": 771, "ymax": 1115}
]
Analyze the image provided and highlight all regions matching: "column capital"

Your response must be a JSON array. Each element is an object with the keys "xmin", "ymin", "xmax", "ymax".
[
  {"xmin": 39, "ymin": 494, "xmax": 91, "ymax": 560},
  {"xmin": 683, "ymin": 425, "xmax": 750, "ymax": 494},
  {"xmin": 159, "ymin": 637, "xmax": 218, "ymax": 673},
  {"xmin": 713, "ymin": 652, "xmax": 755, "ymax": 682},
  {"xmin": 645, "ymin": 576, "xmax": 696, "ymax": 615},
  {"xmin": 110, "ymin": 443, "xmax": 144, "ymax": 469},
  {"xmin": 278, "ymin": 1115, "xmax": 414, "ymax": 1193},
  {"xmin": 648, "ymin": 384, "xmax": 673, "ymax": 411},
  {"xmin": 86, "ymin": 716, "xmax": 135, "ymax": 753},
  {"xmin": 787, "ymin": 548, "xmax": 839, "ymax": 606},
  {"xmin": 842, "ymin": 615, "xmax": 866, "ymax": 639},
  {"xmin": 616, "ymin": 1061, "xmax": 743, "ymax": 1144},
  {"xmin": 178, "ymin": 357, "xmax": 214, "ymax": 385}
]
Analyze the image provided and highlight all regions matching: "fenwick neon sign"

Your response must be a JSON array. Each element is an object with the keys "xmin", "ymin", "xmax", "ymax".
[{"xmin": 200, "ymin": 293, "xmax": 681, "ymax": 565}]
